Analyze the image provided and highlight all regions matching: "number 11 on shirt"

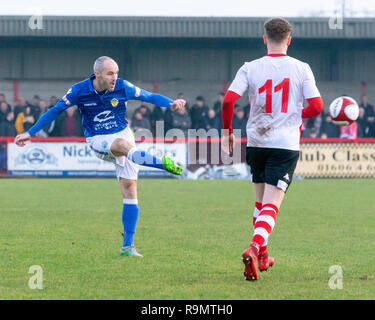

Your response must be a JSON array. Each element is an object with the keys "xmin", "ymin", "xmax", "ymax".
[{"xmin": 258, "ymin": 78, "xmax": 290, "ymax": 114}]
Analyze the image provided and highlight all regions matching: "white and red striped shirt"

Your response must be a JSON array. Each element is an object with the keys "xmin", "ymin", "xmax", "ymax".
[{"xmin": 227, "ymin": 54, "xmax": 321, "ymax": 151}]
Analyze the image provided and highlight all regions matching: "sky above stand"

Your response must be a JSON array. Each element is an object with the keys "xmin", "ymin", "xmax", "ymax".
[{"xmin": 1, "ymin": 0, "xmax": 374, "ymax": 17}]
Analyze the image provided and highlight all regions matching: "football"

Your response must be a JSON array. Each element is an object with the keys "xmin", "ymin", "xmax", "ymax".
[{"xmin": 329, "ymin": 96, "xmax": 359, "ymax": 126}]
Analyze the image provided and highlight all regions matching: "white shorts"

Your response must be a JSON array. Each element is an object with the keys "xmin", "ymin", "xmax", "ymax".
[{"xmin": 86, "ymin": 127, "xmax": 139, "ymax": 180}]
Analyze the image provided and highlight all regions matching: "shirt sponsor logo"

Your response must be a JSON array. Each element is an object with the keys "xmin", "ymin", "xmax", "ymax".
[
  {"xmin": 83, "ymin": 103, "xmax": 97, "ymax": 106},
  {"xmin": 93, "ymin": 110, "xmax": 115, "ymax": 123},
  {"xmin": 111, "ymin": 98, "xmax": 119, "ymax": 107}
]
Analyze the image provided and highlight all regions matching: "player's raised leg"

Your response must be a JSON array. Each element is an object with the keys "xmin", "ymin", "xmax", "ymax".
[
  {"xmin": 119, "ymin": 178, "xmax": 143, "ymax": 257},
  {"xmin": 110, "ymin": 138, "xmax": 182, "ymax": 175}
]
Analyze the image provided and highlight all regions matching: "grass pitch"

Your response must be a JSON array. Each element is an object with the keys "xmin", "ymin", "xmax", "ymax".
[{"xmin": 0, "ymin": 178, "xmax": 374, "ymax": 299}]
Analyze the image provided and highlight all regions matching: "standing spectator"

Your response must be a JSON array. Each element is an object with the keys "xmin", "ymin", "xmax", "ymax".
[
  {"xmin": 0, "ymin": 93, "xmax": 12, "ymax": 111},
  {"xmin": 14, "ymin": 96, "xmax": 31, "ymax": 119},
  {"xmin": 213, "ymin": 92, "xmax": 224, "ymax": 114},
  {"xmin": 190, "ymin": 96, "xmax": 209, "ymax": 130},
  {"xmin": 357, "ymin": 107, "xmax": 368, "ymax": 138},
  {"xmin": 58, "ymin": 107, "xmax": 83, "ymax": 137},
  {"xmin": 132, "ymin": 104, "xmax": 152, "ymax": 123},
  {"xmin": 30, "ymin": 95, "xmax": 41, "ymax": 115},
  {"xmin": 131, "ymin": 110, "xmax": 152, "ymax": 133},
  {"xmin": 232, "ymin": 106, "xmax": 248, "ymax": 137},
  {"xmin": 150, "ymin": 106, "xmax": 166, "ymax": 135},
  {"xmin": 0, "ymin": 102, "xmax": 10, "ymax": 122},
  {"xmin": 306, "ymin": 113, "xmax": 322, "ymax": 138},
  {"xmin": 319, "ymin": 113, "xmax": 340, "ymax": 138},
  {"xmin": 365, "ymin": 104, "xmax": 375, "ymax": 137},
  {"xmin": 360, "ymin": 95, "xmax": 374, "ymax": 120},
  {"xmin": 163, "ymin": 107, "xmax": 174, "ymax": 133},
  {"xmin": 44, "ymin": 96, "xmax": 60, "ymax": 136},
  {"xmin": 171, "ymin": 106, "xmax": 191, "ymax": 136},
  {"xmin": 15, "ymin": 105, "xmax": 35, "ymax": 134},
  {"xmin": 35, "ymin": 100, "xmax": 54, "ymax": 137},
  {"xmin": 340, "ymin": 121, "xmax": 358, "ymax": 140},
  {"xmin": 203, "ymin": 108, "xmax": 220, "ymax": 131},
  {"xmin": 0, "ymin": 111, "xmax": 17, "ymax": 137},
  {"xmin": 49, "ymin": 96, "xmax": 58, "ymax": 109}
]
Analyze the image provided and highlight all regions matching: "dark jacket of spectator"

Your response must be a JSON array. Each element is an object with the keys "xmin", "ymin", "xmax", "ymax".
[
  {"xmin": 0, "ymin": 93, "xmax": 12, "ymax": 113},
  {"xmin": 232, "ymin": 107, "xmax": 247, "ymax": 137},
  {"xmin": 190, "ymin": 96, "xmax": 209, "ymax": 130},
  {"xmin": 171, "ymin": 108, "xmax": 191, "ymax": 136},
  {"xmin": 0, "ymin": 102, "xmax": 11, "ymax": 123},
  {"xmin": 357, "ymin": 107, "xmax": 368, "ymax": 138},
  {"xmin": 14, "ymin": 97, "xmax": 32, "ymax": 119},
  {"xmin": 319, "ymin": 114, "xmax": 340, "ymax": 138},
  {"xmin": 213, "ymin": 92, "xmax": 224, "ymax": 114},
  {"xmin": 203, "ymin": 109, "xmax": 220, "ymax": 131},
  {"xmin": 0, "ymin": 111, "xmax": 17, "ymax": 137},
  {"xmin": 131, "ymin": 110, "xmax": 152, "ymax": 132}
]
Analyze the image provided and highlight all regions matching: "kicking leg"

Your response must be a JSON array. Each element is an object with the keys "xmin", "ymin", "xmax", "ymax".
[
  {"xmin": 111, "ymin": 138, "xmax": 182, "ymax": 175},
  {"xmin": 119, "ymin": 178, "xmax": 143, "ymax": 257}
]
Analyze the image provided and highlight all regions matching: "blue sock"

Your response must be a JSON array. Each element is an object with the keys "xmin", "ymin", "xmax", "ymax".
[
  {"xmin": 127, "ymin": 148, "xmax": 164, "ymax": 170},
  {"xmin": 122, "ymin": 199, "xmax": 139, "ymax": 247}
]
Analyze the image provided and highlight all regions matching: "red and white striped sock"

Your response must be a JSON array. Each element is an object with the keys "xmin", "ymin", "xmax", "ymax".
[
  {"xmin": 253, "ymin": 202, "xmax": 263, "ymax": 226},
  {"xmin": 252, "ymin": 204, "xmax": 279, "ymax": 252}
]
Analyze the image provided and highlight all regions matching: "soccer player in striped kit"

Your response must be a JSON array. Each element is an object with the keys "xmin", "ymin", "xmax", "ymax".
[{"xmin": 222, "ymin": 18, "xmax": 323, "ymax": 280}]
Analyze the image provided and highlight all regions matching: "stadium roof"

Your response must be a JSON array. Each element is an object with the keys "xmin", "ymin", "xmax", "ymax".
[{"xmin": 0, "ymin": 16, "xmax": 374, "ymax": 39}]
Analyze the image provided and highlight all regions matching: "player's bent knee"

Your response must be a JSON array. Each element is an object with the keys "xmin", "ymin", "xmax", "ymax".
[{"xmin": 111, "ymin": 138, "xmax": 135, "ymax": 157}]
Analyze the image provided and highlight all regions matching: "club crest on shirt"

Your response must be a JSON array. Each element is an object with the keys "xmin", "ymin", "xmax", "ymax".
[{"xmin": 111, "ymin": 98, "xmax": 119, "ymax": 107}]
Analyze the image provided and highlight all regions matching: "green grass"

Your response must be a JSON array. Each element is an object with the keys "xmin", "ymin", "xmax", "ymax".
[{"xmin": 0, "ymin": 178, "xmax": 374, "ymax": 299}]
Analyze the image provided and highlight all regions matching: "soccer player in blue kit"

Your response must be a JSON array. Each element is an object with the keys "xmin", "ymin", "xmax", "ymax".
[{"xmin": 15, "ymin": 56, "xmax": 186, "ymax": 257}]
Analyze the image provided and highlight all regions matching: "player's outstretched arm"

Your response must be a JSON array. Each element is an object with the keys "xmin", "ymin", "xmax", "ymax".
[
  {"xmin": 138, "ymin": 90, "xmax": 185, "ymax": 111},
  {"xmin": 124, "ymin": 81, "xmax": 185, "ymax": 111}
]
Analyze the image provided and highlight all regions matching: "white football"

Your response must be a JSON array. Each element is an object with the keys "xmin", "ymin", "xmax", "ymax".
[{"xmin": 329, "ymin": 96, "xmax": 359, "ymax": 126}]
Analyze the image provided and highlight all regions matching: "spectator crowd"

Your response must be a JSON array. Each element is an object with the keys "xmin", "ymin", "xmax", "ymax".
[
  {"xmin": 1, "ymin": 91, "xmax": 375, "ymax": 139},
  {"xmin": 0, "ymin": 93, "xmax": 83, "ymax": 137}
]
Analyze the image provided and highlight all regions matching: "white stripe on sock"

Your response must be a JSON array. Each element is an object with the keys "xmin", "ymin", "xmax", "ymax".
[
  {"xmin": 253, "ymin": 208, "xmax": 261, "ymax": 219},
  {"xmin": 123, "ymin": 198, "xmax": 138, "ymax": 205},
  {"xmin": 253, "ymin": 227, "xmax": 269, "ymax": 243},
  {"xmin": 255, "ymin": 214, "xmax": 275, "ymax": 231},
  {"xmin": 261, "ymin": 206, "xmax": 277, "ymax": 215}
]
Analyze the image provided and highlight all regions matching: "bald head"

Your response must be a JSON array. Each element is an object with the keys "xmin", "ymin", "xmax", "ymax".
[
  {"xmin": 93, "ymin": 56, "xmax": 117, "ymax": 73},
  {"xmin": 93, "ymin": 56, "xmax": 119, "ymax": 91}
]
